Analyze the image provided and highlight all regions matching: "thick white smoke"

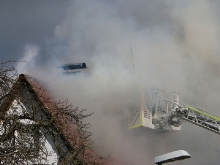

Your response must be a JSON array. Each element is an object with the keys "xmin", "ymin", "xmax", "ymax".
[{"xmin": 17, "ymin": 0, "xmax": 220, "ymax": 164}]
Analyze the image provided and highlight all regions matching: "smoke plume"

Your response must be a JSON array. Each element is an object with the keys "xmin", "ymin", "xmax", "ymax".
[{"xmin": 16, "ymin": 0, "xmax": 220, "ymax": 164}]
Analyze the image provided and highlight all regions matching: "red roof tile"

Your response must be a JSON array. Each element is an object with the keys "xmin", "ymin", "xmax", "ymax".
[{"xmin": 0, "ymin": 74, "xmax": 135, "ymax": 165}]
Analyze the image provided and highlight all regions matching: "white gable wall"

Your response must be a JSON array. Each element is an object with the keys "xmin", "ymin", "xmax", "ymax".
[{"xmin": 6, "ymin": 99, "xmax": 59, "ymax": 164}]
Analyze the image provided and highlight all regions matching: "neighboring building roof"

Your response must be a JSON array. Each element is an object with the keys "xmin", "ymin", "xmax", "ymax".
[{"xmin": 0, "ymin": 74, "xmax": 135, "ymax": 165}]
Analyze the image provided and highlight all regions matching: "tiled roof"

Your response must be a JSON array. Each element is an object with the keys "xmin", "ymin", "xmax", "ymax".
[{"xmin": 0, "ymin": 74, "xmax": 134, "ymax": 165}]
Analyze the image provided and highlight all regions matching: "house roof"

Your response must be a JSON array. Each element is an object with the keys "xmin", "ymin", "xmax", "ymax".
[{"xmin": 0, "ymin": 74, "xmax": 136, "ymax": 165}]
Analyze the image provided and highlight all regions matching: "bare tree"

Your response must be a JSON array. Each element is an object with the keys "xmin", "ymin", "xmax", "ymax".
[{"xmin": 0, "ymin": 61, "xmax": 104, "ymax": 165}]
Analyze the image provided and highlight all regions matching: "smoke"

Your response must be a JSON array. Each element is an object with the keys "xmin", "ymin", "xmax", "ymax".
[
  {"xmin": 16, "ymin": 0, "xmax": 220, "ymax": 164},
  {"xmin": 17, "ymin": 45, "xmax": 39, "ymax": 74}
]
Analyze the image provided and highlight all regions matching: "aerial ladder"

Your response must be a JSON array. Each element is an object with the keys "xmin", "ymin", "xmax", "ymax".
[
  {"xmin": 127, "ymin": 87, "xmax": 220, "ymax": 135},
  {"xmin": 168, "ymin": 100, "xmax": 220, "ymax": 135}
]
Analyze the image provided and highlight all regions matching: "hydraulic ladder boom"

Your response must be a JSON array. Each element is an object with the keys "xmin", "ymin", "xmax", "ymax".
[
  {"xmin": 169, "ymin": 103, "xmax": 220, "ymax": 135},
  {"xmin": 127, "ymin": 88, "xmax": 220, "ymax": 134}
]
